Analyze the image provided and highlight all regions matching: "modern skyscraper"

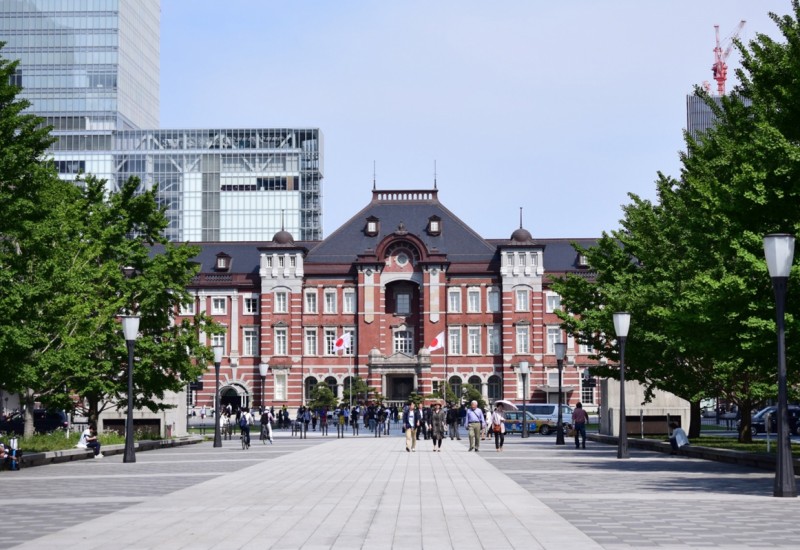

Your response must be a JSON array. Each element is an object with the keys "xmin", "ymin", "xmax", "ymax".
[{"xmin": 0, "ymin": 0, "xmax": 323, "ymax": 242}]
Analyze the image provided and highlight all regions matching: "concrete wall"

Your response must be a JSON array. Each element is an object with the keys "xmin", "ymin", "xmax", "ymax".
[{"xmin": 599, "ymin": 379, "xmax": 690, "ymax": 436}]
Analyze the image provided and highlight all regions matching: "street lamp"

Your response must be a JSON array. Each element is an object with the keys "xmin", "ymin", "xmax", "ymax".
[
  {"xmin": 259, "ymin": 363, "xmax": 268, "ymax": 411},
  {"xmin": 554, "ymin": 342, "xmax": 567, "ymax": 445},
  {"xmin": 519, "ymin": 361, "xmax": 530, "ymax": 438},
  {"xmin": 213, "ymin": 345, "xmax": 223, "ymax": 448},
  {"xmin": 121, "ymin": 315, "xmax": 140, "ymax": 463},
  {"xmin": 613, "ymin": 312, "xmax": 631, "ymax": 459},
  {"xmin": 763, "ymin": 233, "xmax": 797, "ymax": 498}
]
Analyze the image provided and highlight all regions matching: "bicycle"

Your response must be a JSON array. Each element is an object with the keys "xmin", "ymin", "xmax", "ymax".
[
  {"xmin": 241, "ymin": 430, "xmax": 250, "ymax": 450},
  {"xmin": 260, "ymin": 424, "xmax": 268, "ymax": 444}
]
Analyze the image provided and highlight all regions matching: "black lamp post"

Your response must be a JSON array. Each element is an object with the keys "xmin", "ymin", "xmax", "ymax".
[
  {"xmin": 519, "ymin": 361, "xmax": 530, "ymax": 438},
  {"xmin": 613, "ymin": 311, "xmax": 631, "ymax": 459},
  {"xmin": 121, "ymin": 315, "xmax": 140, "ymax": 463},
  {"xmin": 763, "ymin": 233, "xmax": 797, "ymax": 498},
  {"xmin": 213, "ymin": 345, "xmax": 223, "ymax": 448},
  {"xmin": 554, "ymin": 342, "xmax": 567, "ymax": 445},
  {"xmin": 259, "ymin": 363, "xmax": 268, "ymax": 411}
]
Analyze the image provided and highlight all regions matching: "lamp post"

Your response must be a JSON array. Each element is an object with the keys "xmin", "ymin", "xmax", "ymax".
[
  {"xmin": 554, "ymin": 342, "xmax": 567, "ymax": 445},
  {"xmin": 121, "ymin": 315, "xmax": 140, "ymax": 463},
  {"xmin": 519, "ymin": 361, "xmax": 530, "ymax": 438},
  {"xmin": 213, "ymin": 346, "xmax": 223, "ymax": 448},
  {"xmin": 259, "ymin": 363, "xmax": 268, "ymax": 411},
  {"xmin": 613, "ymin": 312, "xmax": 631, "ymax": 459},
  {"xmin": 763, "ymin": 233, "xmax": 797, "ymax": 498}
]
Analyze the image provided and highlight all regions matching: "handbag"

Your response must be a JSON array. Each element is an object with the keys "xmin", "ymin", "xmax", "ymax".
[{"xmin": 492, "ymin": 423, "xmax": 501, "ymax": 433}]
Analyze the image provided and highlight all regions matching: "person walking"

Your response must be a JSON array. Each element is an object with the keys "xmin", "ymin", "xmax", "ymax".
[
  {"xmin": 464, "ymin": 400, "xmax": 486, "ymax": 452},
  {"xmin": 490, "ymin": 404, "xmax": 507, "ymax": 452},
  {"xmin": 572, "ymin": 402, "xmax": 589, "ymax": 449},
  {"xmin": 260, "ymin": 408, "xmax": 274, "ymax": 444},
  {"xmin": 446, "ymin": 403, "xmax": 461, "ymax": 440},
  {"xmin": 430, "ymin": 402, "xmax": 447, "ymax": 452},
  {"xmin": 403, "ymin": 402, "xmax": 421, "ymax": 452}
]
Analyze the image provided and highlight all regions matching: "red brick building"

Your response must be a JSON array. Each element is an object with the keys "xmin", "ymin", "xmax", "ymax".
[{"xmin": 183, "ymin": 188, "xmax": 600, "ymax": 412}]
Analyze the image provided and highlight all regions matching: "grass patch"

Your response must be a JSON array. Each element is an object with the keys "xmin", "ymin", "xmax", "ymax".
[{"xmin": 2, "ymin": 430, "xmax": 127, "ymax": 453}]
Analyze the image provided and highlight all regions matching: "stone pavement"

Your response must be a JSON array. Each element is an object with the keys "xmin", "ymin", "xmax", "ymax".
[{"xmin": 2, "ymin": 427, "xmax": 800, "ymax": 549}]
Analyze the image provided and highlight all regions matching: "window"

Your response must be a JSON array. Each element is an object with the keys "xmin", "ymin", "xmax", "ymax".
[
  {"xmin": 274, "ymin": 328, "xmax": 287, "ymax": 356},
  {"xmin": 266, "ymin": 256, "xmax": 273, "ymax": 268},
  {"xmin": 343, "ymin": 290, "xmax": 355, "ymax": 314},
  {"xmin": 211, "ymin": 297, "xmax": 226, "ymax": 315},
  {"xmin": 305, "ymin": 290, "xmax": 318, "ymax": 313},
  {"xmin": 289, "ymin": 256, "xmax": 296, "ymax": 267},
  {"xmin": 342, "ymin": 329, "xmax": 355, "ymax": 355},
  {"xmin": 274, "ymin": 372, "xmax": 287, "ymax": 401},
  {"xmin": 244, "ymin": 297, "xmax": 259, "ymax": 315},
  {"xmin": 515, "ymin": 289, "xmax": 529, "ymax": 311},
  {"xmin": 179, "ymin": 301, "xmax": 195, "ymax": 316},
  {"xmin": 582, "ymin": 376, "xmax": 596, "ymax": 404},
  {"xmin": 324, "ymin": 289, "xmax": 337, "ymax": 314},
  {"xmin": 547, "ymin": 326, "xmax": 563, "ymax": 354},
  {"xmin": 579, "ymin": 338, "xmax": 594, "ymax": 355},
  {"xmin": 211, "ymin": 333, "xmax": 225, "ymax": 351},
  {"xmin": 547, "ymin": 370, "xmax": 562, "ymax": 387},
  {"xmin": 519, "ymin": 254, "xmax": 527, "ymax": 267},
  {"xmin": 396, "ymin": 292, "xmax": 410, "ymax": 315},
  {"xmin": 394, "ymin": 330, "xmax": 414, "ymax": 354},
  {"xmin": 243, "ymin": 328, "xmax": 258, "ymax": 356},
  {"xmin": 516, "ymin": 326, "xmax": 530, "ymax": 354},
  {"xmin": 488, "ymin": 375, "xmax": 501, "ymax": 400},
  {"xmin": 427, "ymin": 216, "xmax": 441, "ymax": 235},
  {"xmin": 274, "ymin": 291, "xmax": 288, "ymax": 313},
  {"xmin": 278, "ymin": 256, "xmax": 285, "ymax": 268},
  {"xmin": 467, "ymin": 288, "xmax": 481, "ymax": 313},
  {"xmin": 468, "ymin": 327, "xmax": 481, "ymax": 355},
  {"xmin": 449, "ymin": 376, "xmax": 462, "ymax": 398},
  {"xmin": 324, "ymin": 328, "xmax": 337, "ymax": 355},
  {"xmin": 448, "ymin": 289, "xmax": 461, "ymax": 313},
  {"xmin": 487, "ymin": 324, "xmax": 501, "ymax": 355},
  {"xmin": 304, "ymin": 329, "xmax": 317, "ymax": 356},
  {"xmin": 487, "ymin": 287, "xmax": 500, "ymax": 313},
  {"xmin": 365, "ymin": 217, "xmax": 379, "ymax": 236},
  {"xmin": 546, "ymin": 293, "xmax": 561, "ymax": 313},
  {"xmin": 448, "ymin": 327, "xmax": 462, "ymax": 355}
]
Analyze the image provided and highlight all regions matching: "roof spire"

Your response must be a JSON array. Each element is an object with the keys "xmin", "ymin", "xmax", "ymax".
[
  {"xmin": 373, "ymin": 161, "xmax": 376, "ymax": 190},
  {"xmin": 519, "ymin": 206, "xmax": 523, "ymax": 229},
  {"xmin": 281, "ymin": 209, "xmax": 285, "ymax": 231},
  {"xmin": 434, "ymin": 160, "xmax": 438, "ymax": 189}
]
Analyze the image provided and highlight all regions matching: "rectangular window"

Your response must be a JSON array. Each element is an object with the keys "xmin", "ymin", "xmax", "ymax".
[
  {"xmin": 289, "ymin": 256, "xmax": 296, "ymax": 267},
  {"xmin": 211, "ymin": 333, "xmax": 226, "ymax": 351},
  {"xmin": 244, "ymin": 297, "xmax": 259, "ymax": 315},
  {"xmin": 468, "ymin": 327, "xmax": 481, "ymax": 355},
  {"xmin": 211, "ymin": 297, "xmax": 226, "ymax": 315},
  {"xmin": 448, "ymin": 327, "xmax": 462, "ymax": 355},
  {"xmin": 547, "ymin": 370, "xmax": 561, "ymax": 386},
  {"xmin": 305, "ymin": 290, "xmax": 318, "ymax": 313},
  {"xmin": 274, "ymin": 372, "xmax": 287, "ymax": 401},
  {"xmin": 274, "ymin": 291, "xmax": 288, "ymax": 313},
  {"xmin": 343, "ymin": 290, "xmax": 355, "ymax": 314},
  {"xmin": 393, "ymin": 330, "xmax": 414, "ymax": 354},
  {"xmin": 546, "ymin": 293, "xmax": 561, "ymax": 313},
  {"xmin": 274, "ymin": 328, "xmax": 287, "ymax": 356},
  {"xmin": 547, "ymin": 326, "xmax": 563, "ymax": 354},
  {"xmin": 396, "ymin": 292, "xmax": 410, "ymax": 315},
  {"xmin": 324, "ymin": 289, "xmax": 337, "ymax": 314},
  {"xmin": 324, "ymin": 328, "xmax": 337, "ymax": 355},
  {"xmin": 304, "ymin": 329, "xmax": 317, "ymax": 356},
  {"xmin": 516, "ymin": 326, "xmax": 530, "ymax": 354},
  {"xmin": 487, "ymin": 324, "xmax": 501, "ymax": 355},
  {"xmin": 515, "ymin": 289, "xmax": 529, "ymax": 312},
  {"xmin": 467, "ymin": 288, "xmax": 481, "ymax": 313},
  {"xmin": 179, "ymin": 301, "xmax": 195, "ymax": 316},
  {"xmin": 448, "ymin": 289, "xmax": 461, "ymax": 313},
  {"xmin": 582, "ymin": 378, "xmax": 595, "ymax": 404},
  {"xmin": 342, "ymin": 328, "xmax": 355, "ymax": 355},
  {"xmin": 243, "ymin": 328, "xmax": 258, "ymax": 356},
  {"xmin": 487, "ymin": 287, "xmax": 500, "ymax": 313}
]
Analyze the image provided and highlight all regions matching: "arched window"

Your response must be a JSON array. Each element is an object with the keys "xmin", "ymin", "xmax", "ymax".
[
  {"xmin": 325, "ymin": 376, "xmax": 338, "ymax": 396},
  {"xmin": 468, "ymin": 375, "xmax": 482, "ymax": 393},
  {"xmin": 449, "ymin": 376, "xmax": 462, "ymax": 399},
  {"xmin": 304, "ymin": 377, "xmax": 318, "ymax": 399},
  {"xmin": 488, "ymin": 375, "xmax": 502, "ymax": 400}
]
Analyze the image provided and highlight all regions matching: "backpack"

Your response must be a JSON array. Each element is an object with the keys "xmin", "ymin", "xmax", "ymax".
[{"xmin": 239, "ymin": 415, "xmax": 248, "ymax": 428}]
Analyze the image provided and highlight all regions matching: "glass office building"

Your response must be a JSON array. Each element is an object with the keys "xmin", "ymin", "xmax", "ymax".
[{"xmin": 1, "ymin": 1, "xmax": 323, "ymax": 242}]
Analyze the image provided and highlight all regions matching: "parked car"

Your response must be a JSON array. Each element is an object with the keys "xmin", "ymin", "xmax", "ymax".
[
  {"xmin": 0, "ymin": 409, "xmax": 69, "ymax": 435},
  {"xmin": 518, "ymin": 404, "xmax": 573, "ymax": 435},
  {"xmin": 502, "ymin": 411, "xmax": 538, "ymax": 433},
  {"xmin": 739, "ymin": 405, "xmax": 800, "ymax": 436}
]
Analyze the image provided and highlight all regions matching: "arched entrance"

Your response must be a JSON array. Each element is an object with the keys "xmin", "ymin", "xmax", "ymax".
[{"xmin": 220, "ymin": 384, "xmax": 250, "ymax": 412}]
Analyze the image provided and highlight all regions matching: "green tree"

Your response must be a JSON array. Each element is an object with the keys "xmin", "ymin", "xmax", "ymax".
[
  {"xmin": 342, "ymin": 376, "xmax": 376, "ymax": 406},
  {"xmin": 554, "ymin": 2, "xmax": 800, "ymax": 442},
  {"xmin": 307, "ymin": 384, "xmax": 338, "ymax": 412}
]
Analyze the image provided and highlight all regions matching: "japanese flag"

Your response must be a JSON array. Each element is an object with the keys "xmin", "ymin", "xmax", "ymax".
[
  {"xmin": 428, "ymin": 331, "xmax": 445, "ymax": 353},
  {"xmin": 333, "ymin": 332, "xmax": 351, "ymax": 352}
]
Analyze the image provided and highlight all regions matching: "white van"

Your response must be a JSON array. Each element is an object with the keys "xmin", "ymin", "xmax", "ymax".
[{"xmin": 518, "ymin": 404, "xmax": 573, "ymax": 435}]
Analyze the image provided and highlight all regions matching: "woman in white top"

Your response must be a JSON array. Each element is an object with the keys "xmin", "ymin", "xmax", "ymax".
[{"xmin": 491, "ymin": 405, "xmax": 507, "ymax": 452}]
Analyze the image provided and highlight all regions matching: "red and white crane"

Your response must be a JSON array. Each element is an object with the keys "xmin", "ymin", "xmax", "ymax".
[{"xmin": 712, "ymin": 20, "xmax": 746, "ymax": 96}]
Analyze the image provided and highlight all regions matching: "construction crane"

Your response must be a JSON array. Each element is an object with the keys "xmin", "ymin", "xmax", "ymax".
[{"xmin": 712, "ymin": 20, "xmax": 746, "ymax": 96}]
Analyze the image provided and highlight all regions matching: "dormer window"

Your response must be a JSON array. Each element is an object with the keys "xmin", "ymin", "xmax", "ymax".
[
  {"xmin": 577, "ymin": 254, "xmax": 589, "ymax": 268},
  {"xmin": 215, "ymin": 252, "xmax": 231, "ymax": 271},
  {"xmin": 365, "ymin": 216, "xmax": 380, "ymax": 237},
  {"xmin": 427, "ymin": 215, "xmax": 441, "ymax": 236}
]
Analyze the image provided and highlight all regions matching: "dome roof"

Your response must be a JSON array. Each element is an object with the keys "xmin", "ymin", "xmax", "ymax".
[
  {"xmin": 272, "ymin": 229, "xmax": 294, "ymax": 244},
  {"xmin": 510, "ymin": 227, "xmax": 533, "ymax": 243}
]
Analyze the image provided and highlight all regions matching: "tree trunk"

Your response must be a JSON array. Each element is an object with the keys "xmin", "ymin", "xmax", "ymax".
[
  {"xmin": 22, "ymin": 388, "xmax": 36, "ymax": 438},
  {"xmin": 737, "ymin": 399, "xmax": 752, "ymax": 443},
  {"xmin": 688, "ymin": 400, "xmax": 702, "ymax": 438}
]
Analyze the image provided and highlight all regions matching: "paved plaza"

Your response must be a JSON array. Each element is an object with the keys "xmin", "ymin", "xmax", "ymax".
[{"xmin": 2, "ymin": 427, "xmax": 800, "ymax": 549}]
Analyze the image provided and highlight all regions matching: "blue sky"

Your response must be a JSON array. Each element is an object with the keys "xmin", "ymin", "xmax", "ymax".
[{"xmin": 160, "ymin": 0, "xmax": 787, "ymax": 240}]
